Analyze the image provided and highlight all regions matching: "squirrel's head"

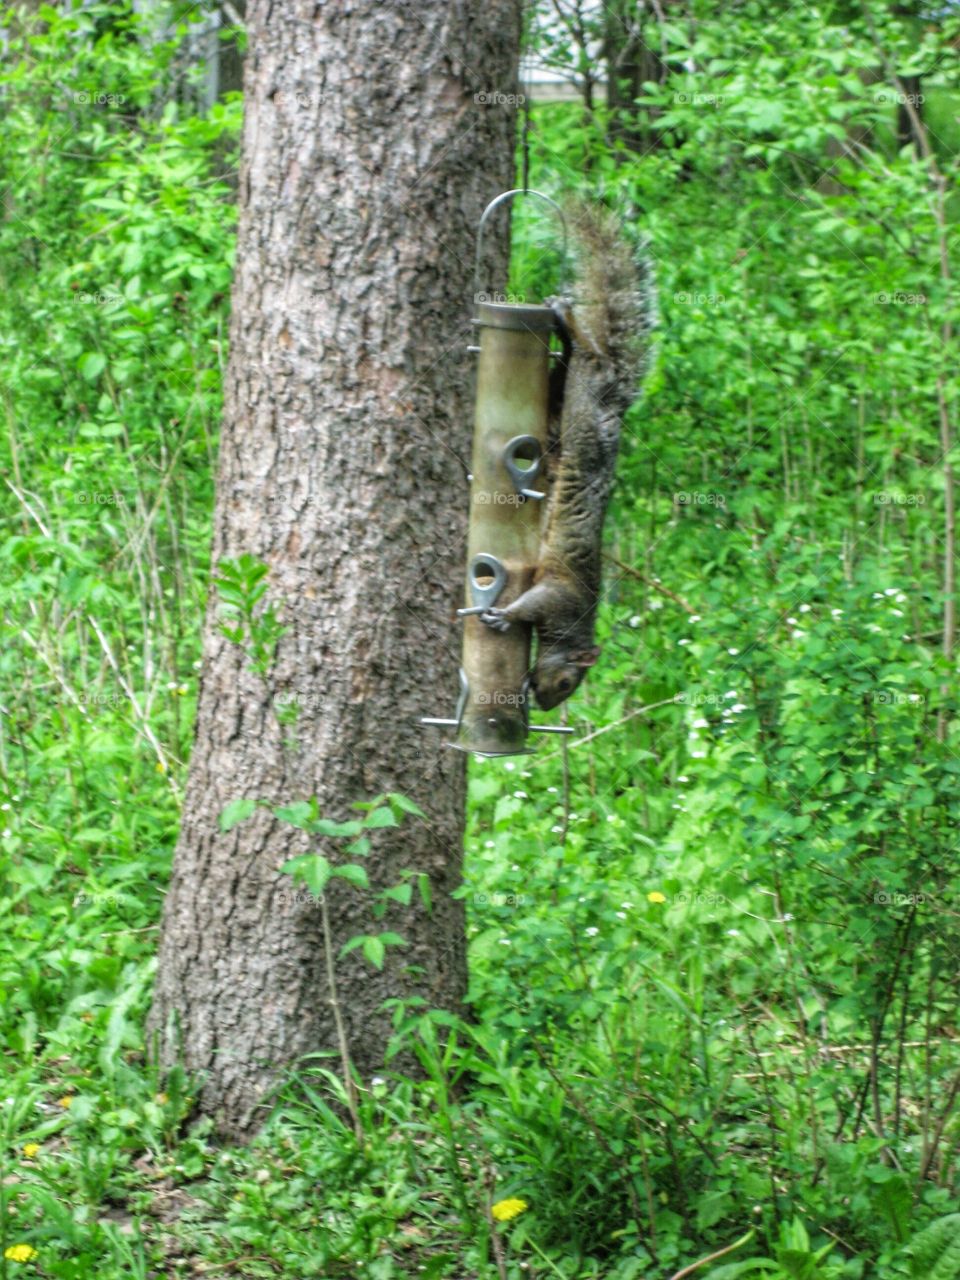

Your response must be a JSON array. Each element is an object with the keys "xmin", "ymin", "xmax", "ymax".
[{"xmin": 531, "ymin": 645, "xmax": 600, "ymax": 710}]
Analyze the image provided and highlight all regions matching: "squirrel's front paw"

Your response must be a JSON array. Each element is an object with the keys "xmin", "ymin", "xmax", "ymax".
[{"xmin": 480, "ymin": 608, "xmax": 511, "ymax": 633}]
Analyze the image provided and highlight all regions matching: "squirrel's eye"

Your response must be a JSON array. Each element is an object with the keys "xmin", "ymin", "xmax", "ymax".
[{"xmin": 558, "ymin": 678, "xmax": 572, "ymax": 692}]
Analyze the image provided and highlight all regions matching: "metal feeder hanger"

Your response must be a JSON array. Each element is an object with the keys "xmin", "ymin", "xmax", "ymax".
[{"xmin": 421, "ymin": 189, "xmax": 575, "ymax": 758}]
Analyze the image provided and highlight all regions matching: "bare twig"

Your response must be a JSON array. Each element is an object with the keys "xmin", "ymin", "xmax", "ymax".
[
  {"xmin": 319, "ymin": 893, "xmax": 364, "ymax": 1145},
  {"xmin": 605, "ymin": 553, "xmax": 700, "ymax": 614},
  {"xmin": 86, "ymin": 614, "xmax": 180, "ymax": 792},
  {"xmin": 668, "ymin": 1229, "xmax": 754, "ymax": 1279}
]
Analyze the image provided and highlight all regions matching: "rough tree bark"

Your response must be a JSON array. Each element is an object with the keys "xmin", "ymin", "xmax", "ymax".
[{"xmin": 148, "ymin": 0, "xmax": 524, "ymax": 1139}]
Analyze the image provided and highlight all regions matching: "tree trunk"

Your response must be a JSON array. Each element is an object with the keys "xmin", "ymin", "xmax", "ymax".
[
  {"xmin": 604, "ymin": 1, "xmax": 667, "ymax": 155},
  {"xmin": 148, "ymin": 0, "xmax": 523, "ymax": 1139}
]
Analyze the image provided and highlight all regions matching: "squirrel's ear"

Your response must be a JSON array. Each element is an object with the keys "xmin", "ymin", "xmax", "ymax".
[{"xmin": 572, "ymin": 646, "xmax": 601, "ymax": 668}]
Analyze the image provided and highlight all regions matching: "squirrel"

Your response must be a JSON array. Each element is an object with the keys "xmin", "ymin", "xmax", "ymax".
[{"xmin": 480, "ymin": 202, "xmax": 652, "ymax": 710}]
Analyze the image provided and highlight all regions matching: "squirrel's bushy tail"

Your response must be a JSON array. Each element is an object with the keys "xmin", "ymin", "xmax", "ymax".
[{"xmin": 566, "ymin": 199, "xmax": 655, "ymax": 414}]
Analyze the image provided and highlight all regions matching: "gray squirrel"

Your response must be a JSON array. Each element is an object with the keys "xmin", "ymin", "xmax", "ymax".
[{"xmin": 480, "ymin": 203, "xmax": 653, "ymax": 709}]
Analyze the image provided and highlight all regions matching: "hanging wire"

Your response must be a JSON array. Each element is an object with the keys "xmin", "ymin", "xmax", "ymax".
[
  {"xmin": 472, "ymin": 23, "xmax": 571, "ymax": 302},
  {"xmin": 473, "ymin": 189, "xmax": 567, "ymax": 302}
]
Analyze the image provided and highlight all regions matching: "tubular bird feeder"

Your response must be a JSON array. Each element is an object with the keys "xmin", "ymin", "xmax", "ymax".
[{"xmin": 421, "ymin": 190, "xmax": 575, "ymax": 758}]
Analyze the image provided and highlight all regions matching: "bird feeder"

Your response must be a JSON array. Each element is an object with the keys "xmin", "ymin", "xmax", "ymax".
[{"xmin": 421, "ymin": 190, "xmax": 575, "ymax": 757}]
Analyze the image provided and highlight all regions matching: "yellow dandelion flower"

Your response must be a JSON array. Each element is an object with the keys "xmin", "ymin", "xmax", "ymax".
[
  {"xmin": 56, "ymin": 1095, "xmax": 74, "ymax": 1109},
  {"xmin": 4, "ymin": 1244, "xmax": 38, "ymax": 1262},
  {"xmin": 647, "ymin": 891, "xmax": 667, "ymax": 904},
  {"xmin": 154, "ymin": 1092, "xmax": 169, "ymax": 1105},
  {"xmin": 22, "ymin": 1143, "xmax": 40, "ymax": 1159},
  {"xmin": 491, "ymin": 1198, "xmax": 528, "ymax": 1222},
  {"xmin": 155, "ymin": 761, "xmax": 167, "ymax": 774}
]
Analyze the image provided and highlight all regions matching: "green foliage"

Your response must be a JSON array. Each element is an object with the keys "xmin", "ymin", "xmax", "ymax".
[
  {"xmin": 268, "ymin": 793, "xmax": 428, "ymax": 969},
  {"xmin": 213, "ymin": 554, "xmax": 289, "ymax": 679},
  {"xmin": 905, "ymin": 1215, "xmax": 960, "ymax": 1280},
  {"xmin": 4, "ymin": 0, "xmax": 960, "ymax": 1276},
  {"xmin": 0, "ymin": 2, "xmax": 237, "ymax": 1276},
  {"xmin": 699, "ymin": 1218, "xmax": 843, "ymax": 1279}
]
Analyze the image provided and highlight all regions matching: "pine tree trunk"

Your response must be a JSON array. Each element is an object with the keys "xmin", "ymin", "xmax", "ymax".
[{"xmin": 148, "ymin": 0, "xmax": 523, "ymax": 1139}]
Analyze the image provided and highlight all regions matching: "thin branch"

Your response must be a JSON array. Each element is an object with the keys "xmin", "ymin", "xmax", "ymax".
[
  {"xmin": 605, "ymin": 553, "xmax": 700, "ymax": 613},
  {"xmin": 668, "ymin": 1230, "xmax": 754, "ymax": 1280}
]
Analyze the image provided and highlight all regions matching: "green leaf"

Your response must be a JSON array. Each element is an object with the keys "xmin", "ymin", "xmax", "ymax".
[
  {"xmin": 314, "ymin": 818, "xmax": 364, "ymax": 838},
  {"xmin": 332, "ymin": 863, "xmax": 369, "ymax": 889},
  {"xmin": 274, "ymin": 801, "xmax": 315, "ymax": 830},
  {"xmin": 362, "ymin": 936, "xmax": 386, "ymax": 968},
  {"xmin": 907, "ymin": 1214, "xmax": 960, "ymax": 1279},
  {"xmin": 386, "ymin": 792, "xmax": 426, "ymax": 818},
  {"xmin": 381, "ymin": 883, "xmax": 412, "ymax": 905},
  {"xmin": 363, "ymin": 806, "xmax": 398, "ymax": 830},
  {"xmin": 696, "ymin": 1189, "xmax": 735, "ymax": 1230},
  {"xmin": 99, "ymin": 963, "xmax": 153, "ymax": 1077},
  {"xmin": 218, "ymin": 623, "xmax": 245, "ymax": 644},
  {"xmin": 417, "ymin": 873, "xmax": 432, "ymax": 911},
  {"xmin": 219, "ymin": 798, "xmax": 256, "ymax": 832},
  {"xmin": 78, "ymin": 351, "xmax": 106, "ymax": 381},
  {"xmin": 281, "ymin": 854, "xmax": 332, "ymax": 896}
]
